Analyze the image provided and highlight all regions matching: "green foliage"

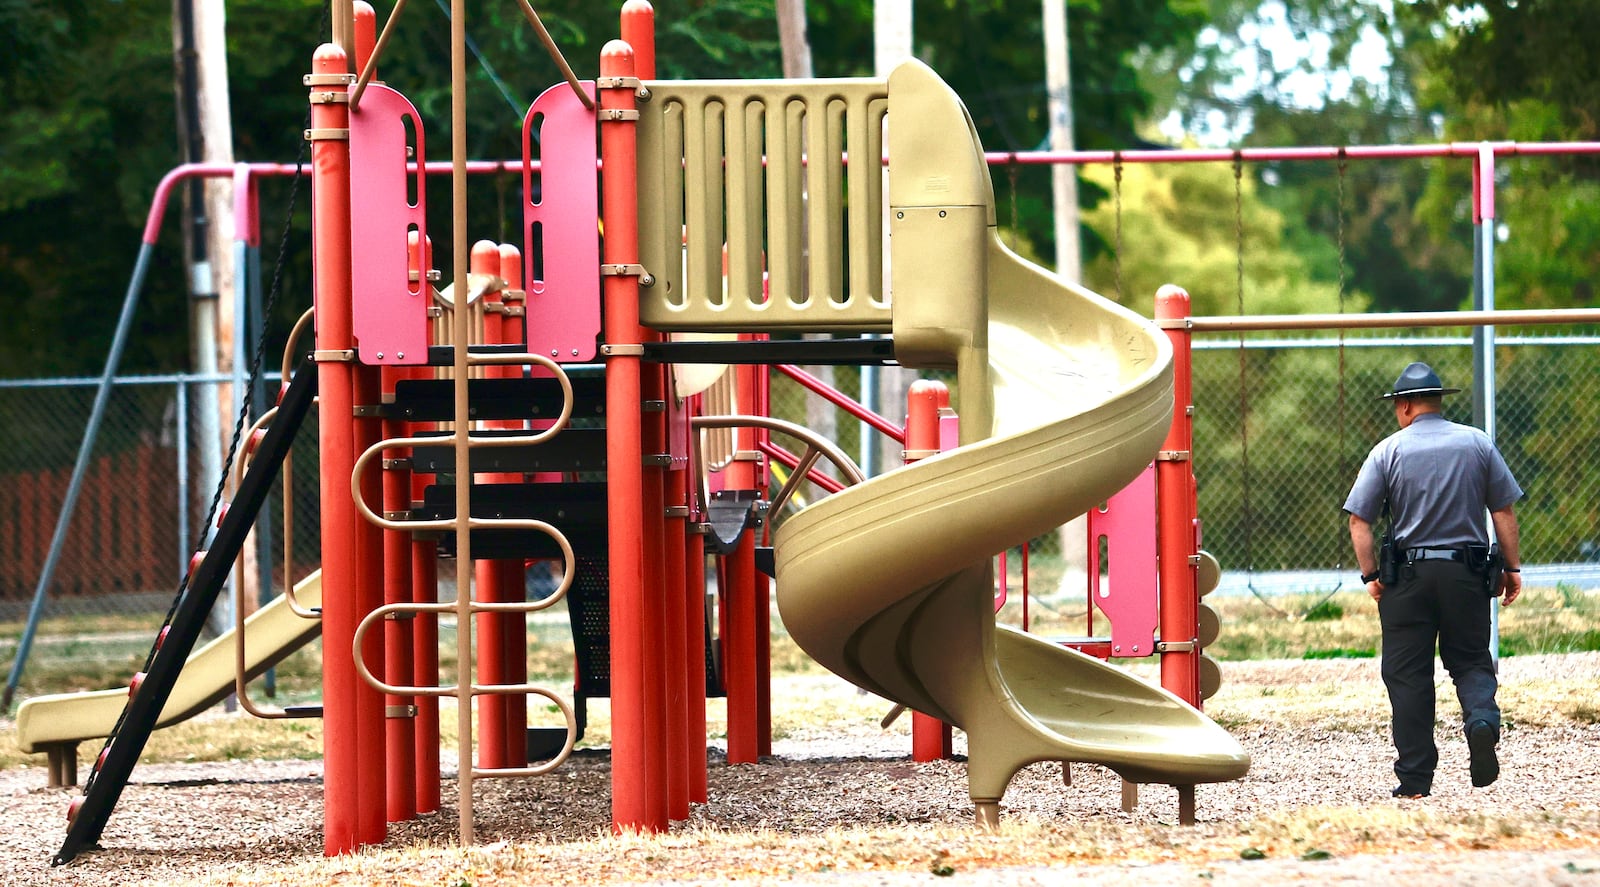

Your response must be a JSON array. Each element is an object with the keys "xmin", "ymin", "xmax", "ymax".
[
  {"xmin": 1302, "ymin": 647, "xmax": 1373, "ymax": 660},
  {"xmin": 1301, "ymin": 599, "xmax": 1344, "ymax": 622},
  {"xmin": 1078, "ymin": 159, "xmax": 1361, "ymax": 315}
]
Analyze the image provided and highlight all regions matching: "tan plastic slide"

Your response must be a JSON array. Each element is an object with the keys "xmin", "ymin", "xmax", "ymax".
[
  {"xmin": 16, "ymin": 571, "xmax": 323, "ymax": 782},
  {"xmin": 774, "ymin": 61, "xmax": 1249, "ymax": 822}
]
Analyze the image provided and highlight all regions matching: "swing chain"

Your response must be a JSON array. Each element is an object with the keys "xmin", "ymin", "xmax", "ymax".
[{"xmin": 1113, "ymin": 152, "xmax": 1124, "ymax": 302}]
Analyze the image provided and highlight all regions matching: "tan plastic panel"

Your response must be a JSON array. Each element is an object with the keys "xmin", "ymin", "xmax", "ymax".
[
  {"xmin": 774, "ymin": 61, "xmax": 1249, "ymax": 809},
  {"xmin": 637, "ymin": 78, "xmax": 891, "ymax": 332},
  {"xmin": 16, "ymin": 571, "xmax": 324, "ymax": 753}
]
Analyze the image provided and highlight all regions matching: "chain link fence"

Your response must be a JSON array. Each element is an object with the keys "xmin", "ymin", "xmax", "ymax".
[
  {"xmin": 765, "ymin": 333, "xmax": 1600, "ymax": 601},
  {"xmin": 0, "ymin": 373, "xmax": 325, "ymax": 699},
  {"xmin": 5, "ymin": 334, "xmax": 1597, "ymax": 699}
]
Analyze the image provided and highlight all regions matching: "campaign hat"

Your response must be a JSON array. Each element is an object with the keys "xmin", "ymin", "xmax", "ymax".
[{"xmin": 1380, "ymin": 361, "xmax": 1461, "ymax": 399}]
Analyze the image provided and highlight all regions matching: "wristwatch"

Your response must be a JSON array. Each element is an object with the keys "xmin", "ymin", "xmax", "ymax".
[
  {"xmin": 1503, "ymin": 567, "xmax": 1520, "ymax": 573},
  {"xmin": 1361, "ymin": 570, "xmax": 1381, "ymax": 583}
]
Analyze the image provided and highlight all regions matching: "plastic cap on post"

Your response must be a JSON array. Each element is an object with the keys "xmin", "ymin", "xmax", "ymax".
[
  {"xmin": 905, "ymin": 380, "xmax": 948, "ymax": 455},
  {"xmin": 620, "ymin": 1, "xmax": 655, "ymax": 79},
  {"xmin": 313, "ymin": 42, "xmax": 349, "ymax": 75},
  {"xmin": 353, "ymin": 1, "xmax": 377, "ymax": 74},
  {"xmin": 1154, "ymin": 283, "xmax": 1190, "ymax": 320},
  {"xmin": 600, "ymin": 39, "xmax": 636, "ymax": 77}
]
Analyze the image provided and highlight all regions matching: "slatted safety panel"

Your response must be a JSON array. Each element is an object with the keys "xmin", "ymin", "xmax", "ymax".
[{"xmin": 637, "ymin": 79, "xmax": 892, "ymax": 332}]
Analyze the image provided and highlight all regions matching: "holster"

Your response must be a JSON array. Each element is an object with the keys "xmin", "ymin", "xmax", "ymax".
[
  {"xmin": 1378, "ymin": 532, "xmax": 1400, "ymax": 586},
  {"xmin": 1483, "ymin": 543, "xmax": 1504, "ymax": 596}
]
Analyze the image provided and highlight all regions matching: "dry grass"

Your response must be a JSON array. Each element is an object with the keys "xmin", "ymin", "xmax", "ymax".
[{"xmin": 4, "ymin": 655, "xmax": 1600, "ymax": 886}]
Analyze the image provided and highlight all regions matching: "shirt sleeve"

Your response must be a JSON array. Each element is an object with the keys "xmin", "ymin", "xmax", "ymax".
[
  {"xmin": 1343, "ymin": 447, "xmax": 1387, "ymax": 523},
  {"xmin": 1484, "ymin": 441, "xmax": 1524, "ymax": 511}
]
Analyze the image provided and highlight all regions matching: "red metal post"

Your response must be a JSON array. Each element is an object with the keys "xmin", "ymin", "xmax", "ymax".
[
  {"xmin": 719, "ymin": 360, "xmax": 766, "ymax": 764},
  {"xmin": 470, "ymin": 240, "xmax": 516, "ymax": 769},
  {"xmin": 380, "ymin": 363, "xmax": 417, "ymax": 822},
  {"xmin": 685, "ymin": 512, "xmax": 709, "ymax": 803},
  {"xmin": 622, "ymin": 0, "xmax": 671, "ymax": 823},
  {"xmin": 599, "ymin": 38, "xmax": 662, "ymax": 832},
  {"xmin": 346, "ymin": 8, "xmax": 390, "ymax": 841},
  {"xmin": 497, "ymin": 243, "xmax": 529, "ymax": 768},
  {"xmin": 1155, "ymin": 285, "xmax": 1201, "ymax": 706},
  {"xmin": 663, "ymin": 462, "xmax": 691, "ymax": 819},
  {"xmin": 310, "ymin": 42, "xmax": 363, "ymax": 855},
  {"xmin": 905, "ymin": 380, "xmax": 954, "ymax": 760},
  {"xmin": 409, "ymin": 232, "xmax": 442, "ymax": 815}
]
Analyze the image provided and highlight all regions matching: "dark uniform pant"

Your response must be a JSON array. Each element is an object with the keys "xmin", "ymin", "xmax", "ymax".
[{"xmin": 1378, "ymin": 559, "xmax": 1500, "ymax": 793}]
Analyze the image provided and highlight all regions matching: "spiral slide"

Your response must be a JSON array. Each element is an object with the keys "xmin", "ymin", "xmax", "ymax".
[
  {"xmin": 16, "ymin": 571, "xmax": 323, "ymax": 780},
  {"xmin": 774, "ymin": 61, "xmax": 1248, "ymax": 820}
]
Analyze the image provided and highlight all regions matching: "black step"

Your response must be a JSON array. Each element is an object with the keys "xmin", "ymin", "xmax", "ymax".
[
  {"xmin": 386, "ymin": 374, "xmax": 605, "ymax": 423},
  {"xmin": 563, "ymin": 554, "xmax": 724, "ymax": 701},
  {"xmin": 409, "ymin": 428, "xmax": 606, "ymax": 474},
  {"xmin": 643, "ymin": 335, "xmax": 898, "ymax": 366},
  {"xmin": 417, "ymin": 482, "xmax": 609, "ymax": 560}
]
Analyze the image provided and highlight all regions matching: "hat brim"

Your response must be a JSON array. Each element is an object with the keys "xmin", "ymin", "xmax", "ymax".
[{"xmin": 1379, "ymin": 386, "xmax": 1462, "ymax": 400}]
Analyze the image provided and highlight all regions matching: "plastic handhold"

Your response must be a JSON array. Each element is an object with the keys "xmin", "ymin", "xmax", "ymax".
[
  {"xmin": 189, "ymin": 551, "xmax": 207, "ymax": 577},
  {"xmin": 129, "ymin": 672, "xmax": 146, "ymax": 697},
  {"xmin": 1199, "ymin": 655, "xmax": 1223, "ymax": 701},
  {"xmin": 216, "ymin": 504, "xmax": 230, "ymax": 528},
  {"xmin": 66, "ymin": 797, "xmax": 84, "ymax": 824},
  {"xmin": 1196, "ymin": 550, "xmax": 1222, "ymax": 597},
  {"xmin": 1197, "ymin": 604, "xmax": 1220, "ymax": 648}
]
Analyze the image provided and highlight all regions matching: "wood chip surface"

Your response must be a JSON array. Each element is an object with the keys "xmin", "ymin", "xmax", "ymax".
[{"xmin": 3, "ymin": 654, "xmax": 1599, "ymax": 885}]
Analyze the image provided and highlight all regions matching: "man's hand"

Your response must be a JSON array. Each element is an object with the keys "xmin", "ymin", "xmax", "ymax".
[
  {"xmin": 1367, "ymin": 579, "xmax": 1384, "ymax": 603},
  {"xmin": 1499, "ymin": 571, "xmax": 1522, "ymax": 606}
]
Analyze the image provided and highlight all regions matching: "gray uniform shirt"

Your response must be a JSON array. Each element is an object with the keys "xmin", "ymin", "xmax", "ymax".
[{"xmin": 1343, "ymin": 413, "xmax": 1524, "ymax": 548}]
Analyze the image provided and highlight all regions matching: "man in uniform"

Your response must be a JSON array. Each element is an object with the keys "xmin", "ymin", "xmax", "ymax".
[{"xmin": 1343, "ymin": 361, "xmax": 1524, "ymax": 799}]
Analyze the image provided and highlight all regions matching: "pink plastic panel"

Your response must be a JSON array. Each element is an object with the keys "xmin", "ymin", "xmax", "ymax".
[
  {"xmin": 349, "ymin": 84, "xmax": 429, "ymax": 366},
  {"xmin": 523, "ymin": 81, "xmax": 600, "ymax": 363},
  {"xmin": 1087, "ymin": 464, "xmax": 1159, "ymax": 657}
]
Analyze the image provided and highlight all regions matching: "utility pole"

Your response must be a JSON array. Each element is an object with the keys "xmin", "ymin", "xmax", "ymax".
[
  {"xmin": 777, "ymin": 0, "xmax": 813, "ymax": 78},
  {"xmin": 1043, "ymin": 0, "xmax": 1080, "ymax": 280},
  {"xmin": 174, "ymin": 0, "xmax": 241, "ymax": 634},
  {"xmin": 868, "ymin": 0, "xmax": 914, "ymax": 478},
  {"xmin": 1043, "ymin": 0, "xmax": 1088, "ymax": 590}
]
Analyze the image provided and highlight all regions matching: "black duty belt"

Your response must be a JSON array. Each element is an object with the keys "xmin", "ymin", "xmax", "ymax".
[{"xmin": 1405, "ymin": 547, "xmax": 1468, "ymax": 563}]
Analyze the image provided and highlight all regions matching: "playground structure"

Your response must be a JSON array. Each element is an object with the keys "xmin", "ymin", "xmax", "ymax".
[
  {"xmin": 23, "ymin": 0, "xmax": 1600, "ymax": 871},
  {"xmin": 23, "ymin": 0, "xmax": 1251, "ymax": 863}
]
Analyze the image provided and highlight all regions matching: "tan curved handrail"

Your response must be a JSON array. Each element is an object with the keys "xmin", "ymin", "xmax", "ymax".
[
  {"xmin": 348, "ymin": 349, "xmax": 580, "ymax": 780},
  {"xmin": 692, "ymin": 414, "xmax": 866, "ymax": 520}
]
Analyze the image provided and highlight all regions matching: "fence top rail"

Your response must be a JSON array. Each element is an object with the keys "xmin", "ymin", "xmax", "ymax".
[
  {"xmin": 1175, "ymin": 307, "xmax": 1600, "ymax": 334},
  {"xmin": 982, "ymin": 141, "xmax": 1600, "ymax": 167}
]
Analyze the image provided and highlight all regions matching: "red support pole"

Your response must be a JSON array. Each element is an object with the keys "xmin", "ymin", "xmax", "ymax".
[
  {"xmin": 686, "ymin": 387, "xmax": 710, "ymax": 803},
  {"xmin": 381, "ymin": 360, "xmax": 417, "ymax": 822},
  {"xmin": 496, "ymin": 243, "xmax": 528, "ymax": 769},
  {"xmin": 664, "ymin": 464, "xmax": 690, "ymax": 820},
  {"xmin": 353, "ymin": 323, "xmax": 388, "ymax": 843},
  {"xmin": 723, "ymin": 531, "xmax": 759, "ymax": 764},
  {"xmin": 905, "ymin": 380, "xmax": 954, "ymax": 761},
  {"xmin": 309, "ymin": 42, "xmax": 363, "ymax": 856},
  {"xmin": 408, "ymin": 231, "xmax": 442, "ymax": 815},
  {"xmin": 622, "ymin": 0, "xmax": 670, "ymax": 824},
  {"xmin": 599, "ymin": 38, "xmax": 662, "ymax": 833},
  {"xmin": 1155, "ymin": 285, "xmax": 1201, "ymax": 707},
  {"xmin": 411, "ymin": 525, "xmax": 442, "ymax": 813},
  {"xmin": 471, "ymin": 240, "xmax": 515, "ymax": 770}
]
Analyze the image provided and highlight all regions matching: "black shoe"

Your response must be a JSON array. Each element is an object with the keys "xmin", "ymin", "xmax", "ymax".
[
  {"xmin": 1469, "ymin": 720, "xmax": 1500, "ymax": 788},
  {"xmin": 1391, "ymin": 785, "xmax": 1430, "ymax": 799}
]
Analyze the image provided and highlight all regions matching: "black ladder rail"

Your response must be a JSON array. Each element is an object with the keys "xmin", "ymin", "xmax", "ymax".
[{"xmin": 55, "ymin": 361, "xmax": 318, "ymax": 866}]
